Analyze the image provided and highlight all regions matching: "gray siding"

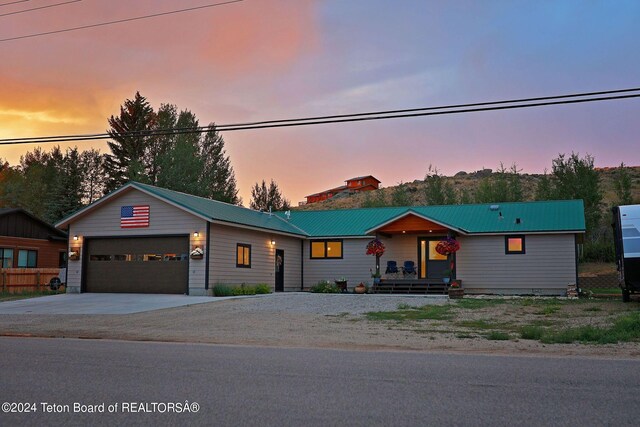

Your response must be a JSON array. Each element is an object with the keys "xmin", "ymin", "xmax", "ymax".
[
  {"xmin": 209, "ymin": 223, "xmax": 302, "ymax": 292},
  {"xmin": 303, "ymin": 238, "xmax": 373, "ymax": 289},
  {"xmin": 66, "ymin": 190, "xmax": 207, "ymax": 294},
  {"xmin": 456, "ymin": 234, "xmax": 577, "ymax": 294}
]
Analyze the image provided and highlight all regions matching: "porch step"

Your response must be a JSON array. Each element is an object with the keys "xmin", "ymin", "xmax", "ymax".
[{"xmin": 371, "ymin": 281, "xmax": 448, "ymax": 295}]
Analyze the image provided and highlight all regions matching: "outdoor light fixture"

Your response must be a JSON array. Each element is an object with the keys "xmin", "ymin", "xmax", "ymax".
[
  {"xmin": 193, "ymin": 231, "xmax": 199, "ymax": 238},
  {"xmin": 270, "ymin": 239, "xmax": 276, "ymax": 245},
  {"xmin": 73, "ymin": 235, "xmax": 79, "ymax": 241}
]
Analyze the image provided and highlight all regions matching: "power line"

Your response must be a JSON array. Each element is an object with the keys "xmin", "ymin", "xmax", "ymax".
[
  {"xmin": 0, "ymin": 91, "xmax": 638, "ymax": 146},
  {"xmin": 0, "ymin": 0, "xmax": 81, "ymax": 18},
  {"xmin": 0, "ymin": 1, "xmax": 29, "ymax": 8},
  {"xmin": 0, "ymin": 0, "xmax": 243, "ymax": 42},
  {"xmin": 4, "ymin": 87, "xmax": 640, "ymax": 144}
]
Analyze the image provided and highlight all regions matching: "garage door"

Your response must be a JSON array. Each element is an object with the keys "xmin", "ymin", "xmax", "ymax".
[{"xmin": 85, "ymin": 236, "xmax": 189, "ymax": 294}]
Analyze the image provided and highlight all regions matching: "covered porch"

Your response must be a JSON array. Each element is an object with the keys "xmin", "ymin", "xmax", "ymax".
[{"xmin": 367, "ymin": 211, "xmax": 462, "ymax": 294}]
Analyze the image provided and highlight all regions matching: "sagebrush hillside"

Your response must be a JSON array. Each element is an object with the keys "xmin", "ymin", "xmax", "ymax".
[{"xmin": 295, "ymin": 166, "xmax": 640, "ymax": 211}]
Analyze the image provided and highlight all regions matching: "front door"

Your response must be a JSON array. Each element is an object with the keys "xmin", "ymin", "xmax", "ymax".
[
  {"xmin": 275, "ymin": 249, "xmax": 284, "ymax": 292},
  {"xmin": 418, "ymin": 238, "xmax": 449, "ymax": 279}
]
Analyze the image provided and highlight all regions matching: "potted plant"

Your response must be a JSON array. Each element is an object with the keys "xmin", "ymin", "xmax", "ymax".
[
  {"xmin": 441, "ymin": 268, "xmax": 452, "ymax": 284},
  {"xmin": 335, "ymin": 276, "xmax": 348, "ymax": 293},
  {"xmin": 370, "ymin": 269, "xmax": 382, "ymax": 284},
  {"xmin": 448, "ymin": 279, "xmax": 464, "ymax": 299},
  {"xmin": 354, "ymin": 282, "xmax": 367, "ymax": 294},
  {"xmin": 366, "ymin": 238, "xmax": 385, "ymax": 281}
]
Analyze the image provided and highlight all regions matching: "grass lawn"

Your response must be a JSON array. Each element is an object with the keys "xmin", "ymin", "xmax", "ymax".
[{"xmin": 365, "ymin": 297, "xmax": 640, "ymax": 345}]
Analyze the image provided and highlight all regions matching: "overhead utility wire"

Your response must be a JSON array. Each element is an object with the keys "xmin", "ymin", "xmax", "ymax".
[
  {"xmin": 0, "ymin": 0, "xmax": 243, "ymax": 42},
  {"xmin": 0, "ymin": 93, "xmax": 638, "ymax": 146},
  {"xmin": 0, "ymin": 0, "xmax": 81, "ymax": 18},
  {"xmin": 4, "ymin": 87, "xmax": 640, "ymax": 144},
  {"xmin": 0, "ymin": 1, "xmax": 29, "ymax": 8}
]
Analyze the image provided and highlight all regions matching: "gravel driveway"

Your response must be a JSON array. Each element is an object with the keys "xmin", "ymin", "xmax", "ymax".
[{"xmin": 1, "ymin": 293, "xmax": 638, "ymax": 359}]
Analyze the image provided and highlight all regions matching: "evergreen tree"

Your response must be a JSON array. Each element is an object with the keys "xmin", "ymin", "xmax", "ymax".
[
  {"xmin": 612, "ymin": 162, "xmax": 633, "ymax": 205},
  {"xmin": 535, "ymin": 169, "xmax": 553, "ymax": 201},
  {"xmin": 424, "ymin": 165, "xmax": 456, "ymax": 205},
  {"xmin": 198, "ymin": 124, "xmax": 240, "ymax": 204},
  {"xmin": 474, "ymin": 163, "xmax": 523, "ymax": 203},
  {"xmin": 249, "ymin": 179, "xmax": 290, "ymax": 211},
  {"xmin": 391, "ymin": 182, "xmax": 412, "ymax": 206},
  {"xmin": 104, "ymin": 92, "xmax": 156, "ymax": 192}
]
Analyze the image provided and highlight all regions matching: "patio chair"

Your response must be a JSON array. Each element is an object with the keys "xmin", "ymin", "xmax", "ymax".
[
  {"xmin": 402, "ymin": 260, "xmax": 417, "ymax": 278},
  {"xmin": 385, "ymin": 260, "xmax": 399, "ymax": 276}
]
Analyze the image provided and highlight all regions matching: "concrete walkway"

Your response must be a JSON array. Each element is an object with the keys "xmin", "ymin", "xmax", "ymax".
[{"xmin": 0, "ymin": 293, "xmax": 227, "ymax": 314}]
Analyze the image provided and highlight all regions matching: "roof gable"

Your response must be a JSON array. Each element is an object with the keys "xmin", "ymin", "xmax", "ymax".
[
  {"xmin": 56, "ymin": 182, "xmax": 307, "ymax": 237},
  {"xmin": 0, "ymin": 208, "xmax": 67, "ymax": 240}
]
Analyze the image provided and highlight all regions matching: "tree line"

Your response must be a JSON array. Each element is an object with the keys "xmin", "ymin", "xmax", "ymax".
[{"xmin": 0, "ymin": 92, "xmax": 290, "ymax": 224}]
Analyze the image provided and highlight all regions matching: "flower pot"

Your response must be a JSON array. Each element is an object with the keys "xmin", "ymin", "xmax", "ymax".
[
  {"xmin": 448, "ymin": 287, "xmax": 464, "ymax": 299},
  {"xmin": 335, "ymin": 281, "xmax": 348, "ymax": 293},
  {"xmin": 354, "ymin": 284, "xmax": 366, "ymax": 294}
]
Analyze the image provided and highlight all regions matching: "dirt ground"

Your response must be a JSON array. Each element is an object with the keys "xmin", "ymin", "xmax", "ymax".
[{"xmin": 1, "ymin": 295, "xmax": 639, "ymax": 359}]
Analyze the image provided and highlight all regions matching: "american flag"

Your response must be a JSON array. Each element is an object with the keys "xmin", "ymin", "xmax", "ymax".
[{"xmin": 120, "ymin": 205, "xmax": 150, "ymax": 228}]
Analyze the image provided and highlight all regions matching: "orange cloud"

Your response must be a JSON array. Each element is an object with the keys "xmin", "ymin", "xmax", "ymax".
[{"xmin": 200, "ymin": 0, "xmax": 320, "ymax": 77}]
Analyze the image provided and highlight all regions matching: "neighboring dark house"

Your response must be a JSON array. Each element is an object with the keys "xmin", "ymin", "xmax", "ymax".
[
  {"xmin": 0, "ymin": 208, "xmax": 68, "ymax": 269},
  {"xmin": 305, "ymin": 175, "xmax": 381, "ymax": 204}
]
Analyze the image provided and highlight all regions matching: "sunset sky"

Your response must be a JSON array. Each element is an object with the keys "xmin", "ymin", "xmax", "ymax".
[{"xmin": 1, "ymin": 0, "xmax": 639, "ymax": 205}]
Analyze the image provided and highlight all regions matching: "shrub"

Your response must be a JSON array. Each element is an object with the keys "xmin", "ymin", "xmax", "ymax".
[
  {"xmin": 255, "ymin": 284, "xmax": 271, "ymax": 294},
  {"xmin": 580, "ymin": 240, "xmax": 615, "ymax": 263},
  {"xmin": 486, "ymin": 331, "xmax": 510, "ymax": 340},
  {"xmin": 213, "ymin": 285, "xmax": 234, "ymax": 297},
  {"xmin": 310, "ymin": 280, "xmax": 340, "ymax": 293},
  {"xmin": 520, "ymin": 326, "xmax": 544, "ymax": 340},
  {"xmin": 231, "ymin": 284, "xmax": 257, "ymax": 296}
]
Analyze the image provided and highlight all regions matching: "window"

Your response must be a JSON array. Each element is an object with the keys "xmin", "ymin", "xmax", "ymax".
[
  {"xmin": 310, "ymin": 240, "xmax": 343, "ymax": 259},
  {"xmin": 505, "ymin": 235, "xmax": 525, "ymax": 254},
  {"xmin": 17, "ymin": 249, "xmax": 37, "ymax": 268},
  {"xmin": 236, "ymin": 243, "xmax": 251, "ymax": 268},
  {"xmin": 0, "ymin": 248, "xmax": 13, "ymax": 268}
]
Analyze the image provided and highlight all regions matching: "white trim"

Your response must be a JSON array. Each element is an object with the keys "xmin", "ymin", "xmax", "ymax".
[
  {"xmin": 364, "ymin": 210, "xmax": 468, "ymax": 235},
  {"xmin": 304, "ymin": 235, "xmax": 370, "ymax": 240},
  {"xmin": 55, "ymin": 184, "xmax": 135, "ymax": 229}
]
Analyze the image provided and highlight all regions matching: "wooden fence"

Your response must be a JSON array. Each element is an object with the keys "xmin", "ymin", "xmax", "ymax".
[{"xmin": 0, "ymin": 268, "xmax": 64, "ymax": 294}]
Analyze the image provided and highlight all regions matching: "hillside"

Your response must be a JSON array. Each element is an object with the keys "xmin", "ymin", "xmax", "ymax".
[{"xmin": 295, "ymin": 166, "xmax": 640, "ymax": 211}]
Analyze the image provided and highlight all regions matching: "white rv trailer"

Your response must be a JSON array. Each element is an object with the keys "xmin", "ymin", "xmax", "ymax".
[{"xmin": 612, "ymin": 204, "xmax": 640, "ymax": 302}]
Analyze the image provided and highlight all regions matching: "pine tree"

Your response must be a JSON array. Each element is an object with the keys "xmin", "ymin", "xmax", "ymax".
[
  {"xmin": 391, "ymin": 182, "xmax": 412, "ymax": 206},
  {"xmin": 198, "ymin": 124, "xmax": 240, "ymax": 204},
  {"xmin": 612, "ymin": 162, "xmax": 633, "ymax": 205},
  {"xmin": 424, "ymin": 165, "xmax": 456, "ymax": 205},
  {"xmin": 104, "ymin": 92, "xmax": 156, "ymax": 192},
  {"xmin": 249, "ymin": 179, "xmax": 290, "ymax": 211}
]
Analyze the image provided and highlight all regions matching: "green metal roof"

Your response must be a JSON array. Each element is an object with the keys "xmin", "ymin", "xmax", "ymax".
[
  {"xmin": 281, "ymin": 200, "xmax": 585, "ymax": 237},
  {"xmin": 56, "ymin": 182, "xmax": 585, "ymax": 238},
  {"xmin": 128, "ymin": 182, "xmax": 308, "ymax": 236}
]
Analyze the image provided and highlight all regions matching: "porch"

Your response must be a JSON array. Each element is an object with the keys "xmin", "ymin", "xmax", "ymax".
[{"xmin": 368, "ymin": 210, "xmax": 461, "ymax": 295}]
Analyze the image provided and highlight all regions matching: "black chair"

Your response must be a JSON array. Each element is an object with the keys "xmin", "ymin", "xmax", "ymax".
[
  {"xmin": 403, "ymin": 261, "xmax": 417, "ymax": 278},
  {"xmin": 385, "ymin": 260, "xmax": 399, "ymax": 275}
]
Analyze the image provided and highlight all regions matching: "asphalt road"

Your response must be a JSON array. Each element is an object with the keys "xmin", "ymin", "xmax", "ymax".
[{"xmin": 1, "ymin": 338, "xmax": 638, "ymax": 427}]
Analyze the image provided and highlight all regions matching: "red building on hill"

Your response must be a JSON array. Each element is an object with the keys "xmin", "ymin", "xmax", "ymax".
[{"xmin": 305, "ymin": 176, "xmax": 381, "ymax": 204}]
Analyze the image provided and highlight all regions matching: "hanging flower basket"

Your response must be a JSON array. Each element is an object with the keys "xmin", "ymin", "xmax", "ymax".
[
  {"xmin": 435, "ymin": 237, "xmax": 460, "ymax": 256},
  {"xmin": 365, "ymin": 239, "xmax": 385, "ymax": 257}
]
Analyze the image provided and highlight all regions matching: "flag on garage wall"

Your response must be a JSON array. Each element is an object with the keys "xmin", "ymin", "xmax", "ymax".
[{"xmin": 121, "ymin": 205, "xmax": 150, "ymax": 228}]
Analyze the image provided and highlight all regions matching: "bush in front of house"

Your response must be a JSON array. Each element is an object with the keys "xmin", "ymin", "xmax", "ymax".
[
  {"xmin": 255, "ymin": 284, "xmax": 271, "ymax": 294},
  {"xmin": 213, "ymin": 284, "xmax": 272, "ymax": 296},
  {"xmin": 310, "ymin": 280, "xmax": 341, "ymax": 293}
]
